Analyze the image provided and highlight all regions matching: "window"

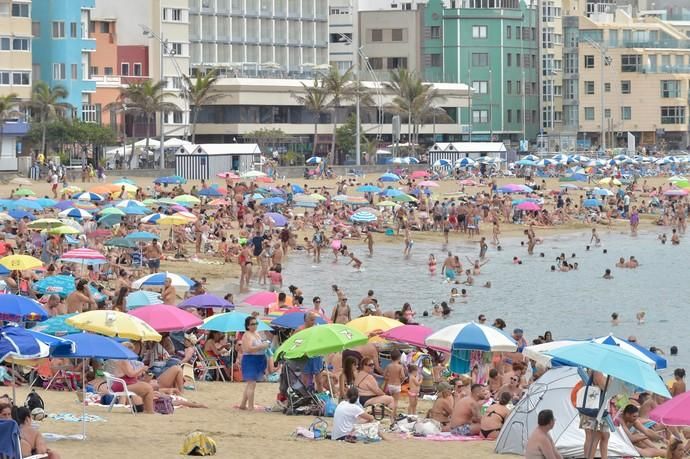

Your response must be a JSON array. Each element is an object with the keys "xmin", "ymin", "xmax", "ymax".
[
  {"xmin": 133, "ymin": 63, "xmax": 142, "ymax": 76},
  {"xmin": 0, "ymin": 39, "xmax": 9, "ymax": 50},
  {"xmin": 472, "ymin": 109, "xmax": 488, "ymax": 123},
  {"xmin": 661, "ymin": 80, "xmax": 680, "ymax": 98},
  {"xmin": 604, "ymin": 108, "xmax": 611, "ymax": 119},
  {"xmin": 371, "ymin": 29, "xmax": 382, "ymax": 42},
  {"xmin": 163, "ymin": 8, "xmax": 183, "ymax": 21},
  {"xmin": 604, "ymin": 82, "xmax": 611, "ymax": 92},
  {"xmin": 53, "ymin": 63, "xmax": 66, "ymax": 80},
  {"xmin": 621, "ymin": 54, "xmax": 642, "ymax": 72},
  {"xmin": 506, "ymin": 80, "xmax": 512, "ymax": 94},
  {"xmin": 172, "ymin": 111, "xmax": 183, "ymax": 123},
  {"xmin": 584, "ymin": 107, "xmax": 595, "ymax": 121},
  {"xmin": 430, "ymin": 53, "xmax": 442, "ymax": 67},
  {"xmin": 507, "ymin": 53, "xmax": 512, "ymax": 66},
  {"xmin": 516, "ymin": 53, "xmax": 521, "ymax": 67},
  {"xmin": 70, "ymin": 22, "xmax": 77, "ymax": 38},
  {"xmin": 169, "ymin": 43, "xmax": 183, "ymax": 55},
  {"xmin": 12, "ymin": 38, "xmax": 29, "ymax": 51},
  {"xmin": 472, "ymin": 25, "xmax": 487, "ymax": 39},
  {"xmin": 104, "ymin": 67, "xmax": 113, "ymax": 75},
  {"xmin": 52, "ymin": 21, "xmax": 65, "ymax": 38},
  {"xmin": 71, "ymin": 63, "xmax": 78, "ymax": 80},
  {"xmin": 584, "ymin": 55, "xmax": 594, "ymax": 68},
  {"xmin": 368, "ymin": 57, "xmax": 383, "ymax": 70},
  {"xmin": 430, "ymin": 26, "xmax": 441, "ymax": 39},
  {"xmin": 621, "ymin": 80, "xmax": 631, "ymax": 94},
  {"xmin": 31, "ymin": 22, "xmax": 40, "ymax": 37},
  {"xmin": 11, "ymin": 3, "xmax": 29, "ymax": 17},
  {"xmin": 660, "ymin": 106, "xmax": 685, "ymax": 124},
  {"xmin": 516, "ymin": 109, "xmax": 521, "ymax": 122},
  {"xmin": 516, "ymin": 80, "xmax": 522, "ymax": 95},
  {"xmin": 391, "ymin": 28, "xmax": 403, "ymax": 41},
  {"xmin": 621, "ymin": 106, "xmax": 631, "ymax": 120},
  {"xmin": 387, "ymin": 57, "xmax": 407, "ymax": 69},
  {"xmin": 100, "ymin": 22, "xmax": 109, "ymax": 33},
  {"xmin": 471, "ymin": 53, "xmax": 488, "ymax": 66},
  {"xmin": 90, "ymin": 66, "xmax": 98, "ymax": 76},
  {"xmin": 472, "ymin": 81, "xmax": 488, "ymax": 94},
  {"xmin": 11, "ymin": 71, "xmax": 30, "ymax": 85},
  {"xmin": 121, "ymin": 63, "xmax": 129, "ymax": 75},
  {"xmin": 516, "ymin": 26, "xmax": 521, "ymax": 38},
  {"xmin": 506, "ymin": 25, "xmax": 511, "ymax": 39},
  {"xmin": 0, "ymin": 72, "xmax": 9, "ymax": 85},
  {"xmin": 507, "ymin": 109, "xmax": 512, "ymax": 123}
]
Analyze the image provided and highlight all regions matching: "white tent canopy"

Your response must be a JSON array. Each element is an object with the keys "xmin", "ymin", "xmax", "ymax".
[
  {"xmin": 164, "ymin": 138, "xmax": 193, "ymax": 148},
  {"xmin": 495, "ymin": 367, "xmax": 639, "ymax": 458},
  {"xmin": 133, "ymin": 138, "xmax": 161, "ymax": 148},
  {"xmin": 428, "ymin": 142, "xmax": 507, "ymax": 154}
]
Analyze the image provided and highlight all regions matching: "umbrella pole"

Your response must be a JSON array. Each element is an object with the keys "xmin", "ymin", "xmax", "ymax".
[
  {"xmin": 586, "ymin": 375, "xmax": 611, "ymax": 459},
  {"xmin": 81, "ymin": 361, "xmax": 86, "ymax": 440},
  {"xmin": 11, "ymin": 362, "xmax": 16, "ymax": 406}
]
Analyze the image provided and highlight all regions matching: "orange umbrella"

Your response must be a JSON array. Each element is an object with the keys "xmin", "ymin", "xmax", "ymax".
[{"xmin": 90, "ymin": 184, "xmax": 120, "ymax": 194}]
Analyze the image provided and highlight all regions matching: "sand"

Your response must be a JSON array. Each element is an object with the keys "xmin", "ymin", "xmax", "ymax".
[{"xmin": 2, "ymin": 172, "xmax": 673, "ymax": 458}]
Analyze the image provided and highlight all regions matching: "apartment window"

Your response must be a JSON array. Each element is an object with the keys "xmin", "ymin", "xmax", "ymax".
[
  {"xmin": 0, "ymin": 39, "xmax": 9, "ymax": 51},
  {"xmin": 387, "ymin": 57, "xmax": 407, "ymax": 69},
  {"xmin": 471, "ymin": 53, "xmax": 488, "ymax": 66},
  {"xmin": 516, "ymin": 109, "xmax": 521, "ymax": 122},
  {"xmin": 104, "ymin": 67, "xmax": 113, "ymax": 75},
  {"xmin": 133, "ymin": 63, "xmax": 142, "ymax": 76},
  {"xmin": 472, "ymin": 25, "xmax": 487, "ymax": 39},
  {"xmin": 163, "ymin": 8, "xmax": 183, "ymax": 21},
  {"xmin": 12, "ymin": 38, "xmax": 29, "ymax": 51},
  {"xmin": 430, "ymin": 26, "xmax": 441, "ymax": 39},
  {"xmin": 660, "ymin": 106, "xmax": 685, "ymax": 124},
  {"xmin": 584, "ymin": 107, "xmax": 595, "ymax": 120},
  {"xmin": 621, "ymin": 80, "xmax": 631, "ymax": 94},
  {"xmin": 584, "ymin": 55, "xmax": 594, "ymax": 68},
  {"xmin": 71, "ymin": 63, "xmax": 78, "ymax": 80},
  {"xmin": 169, "ymin": 43, "xmax": 183, "ymax": 55},
  {"xmin": 11, "ymin": 71, "xmax": 30, "ymax": 85},
  {"xmin": 391, "ymin": 28, "xmax": 403, "ymax": 41},
  {"xmin": 430, "ymin": 53, "xmax": 442, "ymax": 67},
  {"xmin": 70, "ymin": 22, "xmax": 77, "ymax": 38},
  {"xmin": 661, "ymin": 80, "xmax": 680, "ymax": 98},
  {"xmin": 621, "ymin": 106, "xmax": 631, "ymax": 120},
  {"xmin": 52, "ymin": 21, "xmax": 65, "ymax": 38},
  {"xmin": 53, "ymin": 63, "xmax": 66, "ymax": 80},
  {"xmin": 0, "ymin": 72, "xmax": 9, "ymax": 85},
  {"xmin": 506, "ymin": 25, "xmax": 511, "ymax": 39},
  {"xmin": 100, "ymin": 22, "xmax": 109, "ymax": 33},
  {"xmin": 507, "ymin": 109, "xmax": 512, "ymax": 123},
  {"xmin": 31, "ymin": 22, "xmax": 40, "ymax": 37},
  {"xmin": 507, "ymin": 53, "xmax": 511, "ymax": 66},
  {"xmin": 90, "ymin": 66, "xmax": 98, "ymax": 76},
  {"xmin": 584, "ymin": 81, "xmax": 595, "ymax": 95},
  {"xmin": 371, "ymin": 29, "xmax": 382, "ymax": 42},
  {"xmin": 11, "ymin": 3, "xmax": 29, "ymax": 17},
  {"xmin": 604, "ymin": 82, "xmax": 611, "ymax": 92},
  {"xmin": 506, "ymin": 80, "xmax": 512, "ymax": 94},
  {"xmin": 604, "ymin": 108, "xmax": 611, "ymax": 119},
  {"xmin": 472, "ymin": 109, "xmax": 488, "ymax": 123},
  {"xmin": 121, "ymin": 63, "xmax": 129, "ymax": 76},
  {"xmin": 516, "ymin": 53, "xmax": 521, "ymax": 67},
  {"xmin": 472, "ymin": 81, "xmax": 488, "ymax": 94},
  {"xmin": 516, "ymin": 26, "xmax": 521, "ymax": 38},
  {"xmin": 621, "ymin": 54, "xmax": 641, "ymax": 72},
  {"xmin": 516, "ymin": 80, "xmax": 522, "ymax": 94},
  {"xmin": 368, "ymin": 57, "xmax": 383, "ymax": 70}
]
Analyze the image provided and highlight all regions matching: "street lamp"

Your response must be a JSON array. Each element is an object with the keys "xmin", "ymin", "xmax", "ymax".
[
  {"xmin": 337, "ymin": 32, "xmax": 362, "ymax": 166},
  {"xmin": 139, "ymin": 24, "xmax": 169, "ymax": 169}
]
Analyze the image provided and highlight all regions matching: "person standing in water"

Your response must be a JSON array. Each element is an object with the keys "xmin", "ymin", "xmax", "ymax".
[
  {"xmin": 479, "ymin": 236, "xmax": 488, "ymax": 260},
  {"xmin": 403, "ymin": 225, "xmax": 413, "ymax": 257},
  {"xmin": 364, "ymin": 231, "xmax": 374, "ymax": 257}
]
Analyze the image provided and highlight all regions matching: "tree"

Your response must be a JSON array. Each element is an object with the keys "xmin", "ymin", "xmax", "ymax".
[
  {"xmin": 103, "ymin": 96, "xmax": 134, "ymax": 168},
  {"xmin": 291, "ymin": 79, "xmax": 330, "ymax": 157},
  {"xmin": 0, "ymin": 94, "xmax": 21, "ymax": 158},
  {"xmin": 121, "ymin": 80, "xmax": 178, "ymax": 167},
  {"xmin": 321, "ymin": 66, "xmax": 356, "ymax": 164},
  {"xmin": 335, "ymin": 114, "xmax": 367, "ymax": 162},
  {"xmin": 181, "ymin": 70, "xmax": 221, "ymax": 144},
  {"xmin": 26, "ymin": 81, "xmax": 71, "ymax": 157}
]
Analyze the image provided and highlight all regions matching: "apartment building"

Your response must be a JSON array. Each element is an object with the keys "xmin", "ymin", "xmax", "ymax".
[{"xmin": 328, "ymin": 0, "xmax": 355, "ymax": 73}]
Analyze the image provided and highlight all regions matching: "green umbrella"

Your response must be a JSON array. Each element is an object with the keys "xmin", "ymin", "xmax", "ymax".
[
  {"xmin": 275, "ymin": 324, "xmax": 368, "ymax": 360},
  {"xmin": 104, "ymin": 237, "xmax": 137, "ymax": 248},
  {"xmin": 14, "ymin": 188, "xmax": 35, "ymax": 197},
  {"xmin": 391, "ymin": 193, "xmax": 418, "ymax": 203},
  {"xmin": 99, "ymin": 207, "xmax": 126, "ymax": 216},
  {"xmin": 156, "ymin": 198, "xmax": 177, "ymax": 206},
  {"xmin": 142, "ymin": 198, "xmax": 158, "ymax": 207}
]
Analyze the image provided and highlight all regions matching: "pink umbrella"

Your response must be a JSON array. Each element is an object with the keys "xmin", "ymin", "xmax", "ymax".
[
  {"xmin": 380, "ymin": 324, "xmax": 434, "ymax": 348},
  {"xmin": 242, "ymin": 291, "xmax": 280, "ymax": 307},
  {"xmin": 459, "ymin": 179, "xmax": 477, "ymax": 186},
  {"xmin": 664, "ymin": 189, "xmax": 688, "ymax": 196},
  {"xmin": 649, "ymin": 391, "xmax": 690, "ymax": 426},
  {"xmin": 170, "ymin": 204, "xmax": 189, "ymax": 212},
  {"xmin": 129, "ymin": 304, "xmax": 203, "ymax": 332},
  {"xmin": 410, "ymin": 171, "xmax": 429, "ymax": 179},
  {"xmin": 418, "ymin": 180, "xmax": 439, "ymax": 187},
  {"xmin": 516, "ymin": 201, "xmax": 541, "ymax": 211},
  {"xmin": 217, "ymin": 172, "xmax": 240, "ymax": 179},
  {"xmin": 61, "ymin": 248, "xmax": 106, "ymax": 260}
]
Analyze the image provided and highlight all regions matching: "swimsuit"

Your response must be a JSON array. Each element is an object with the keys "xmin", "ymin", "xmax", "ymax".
[{"xmin": 480, "ymin": 410, "xmax": 506, "ymax": 438}]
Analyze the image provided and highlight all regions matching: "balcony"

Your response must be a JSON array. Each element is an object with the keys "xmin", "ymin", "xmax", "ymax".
[
  {"xmin": 621, "ymin": 39, "xmax": 690, "ymax": 50},
  {"xmin": 640, "ymin": 65, "xmax": 690, "ymax": 74}
]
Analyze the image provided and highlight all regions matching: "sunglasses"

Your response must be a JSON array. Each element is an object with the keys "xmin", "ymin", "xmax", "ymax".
[
  {"xmin": 249, "ymin": 322, "xmax": 258, "ymax": 326},
  {"xmin": 315, "ymin": 300, "xmax": 321, "ymax": 303},
  {"xmin": 366, "ymin": 363, "xmax": 375, "ymax": 367}
]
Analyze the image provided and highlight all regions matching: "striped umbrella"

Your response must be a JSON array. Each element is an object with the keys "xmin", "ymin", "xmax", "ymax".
[
  {"xmin": 455, "ymin": 157, "xmax": 476, "ymax": 167},
  {"xmin": 132, "ymin": 272, "xmax": 195, "ymax": 290},
  {"xmin": 73, "ymin": 191, "xmax": 105, "ymax": 202},
  {"xmin": 58, "ymin": 207, "xmax": 93, "ymax": 220},
  {"xmin": 61, "ymin": 248, "xmax": 106, "ymax": 261},
  {"xmin": 350, "ymin": 211, "xmax": 377, "ymax": 223},
  {"xmin": 140, "ymin": 213, "xmax": 165, "ymax": 224},
  {"xmin": 433, "ymin": 159, "xmax": 452, "ymax": 168},
  {"xmin": 115, "ymin": 199, "xmax": 145, "ymax": 208},
  {"xmin": 425, "ymin": 322, "xmax": 517, "ymax": 352}
]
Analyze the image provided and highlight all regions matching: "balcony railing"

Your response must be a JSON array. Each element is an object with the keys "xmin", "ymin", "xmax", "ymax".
[{"xmin": 640, "ymin": 65, "xmax": 690, "ymax": 74}]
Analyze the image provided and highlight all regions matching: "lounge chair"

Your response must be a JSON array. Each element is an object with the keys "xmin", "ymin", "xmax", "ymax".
[{"xmin": 193, "ymin": 346, "xmax": 227, "ymax": 382}]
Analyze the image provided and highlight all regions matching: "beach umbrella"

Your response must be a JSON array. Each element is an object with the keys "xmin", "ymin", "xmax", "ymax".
[
  {"xmin": 58, "ymin": 207, "xmax": 92, "ymax": 220},
  {"xmin": 154, "ymin": 175, "xmax": 187, "ymax": 185},
  {"xmin": 376, "ymin": 200, "xmax": 397, "ymax": 207},
  {"xmin": 125, "ymin": 231, "xmax": 158, "ymax": 242},
  {"xmin": 128, "ymin": 305, "xmax": 203, "ymax": 332},
  {"xmin": 241, "ymin": 170, "xmax": 267, "ymax": 179},
  {"xmin": 34, "ymin": 198, "xmax": 57, "ymax": 207},
  {"xmin": 522, "ymin": 154, "xmax": 540, "ymax": 161},
  {"xmin": 382, "ymin": 188, "xmax": 403, "ymax": 198},
  {"xmin": 0, "ymin": 254, "xmax": 42, "ymax": 271},
  {"xmin": 201, "ymin": 311, "xmax": 272, "ymax": 333},
  {"xmin": 61, "ymin": 248, "xmax": 106, "ymax": 262},
  {"xmin": 391, "ymin": 193, "xmax": 418, "ymax": 203},
  {"xmin": 13, "ymin": 188, "xmax": 35, "ymax": 197},
  {"xmin": 516, "ymin": 201, "xmax": 541, "ymax": 211},
  {"xmin": 350, "ymin": 211, "xmax": 377, "ymax": 223},
  {"xmin": 34, "ymin": 275, "xmax": 105, "ymax": 301},
  {"xmin": 387, "ymin": 157, "xmax": 403, "ymax": 164},
  {"xmin": 265, "ymin": 212, "xmax": 288, "ymax": 227},
  {"xmin": 275, "ymin": 324, "xmax": 368, "ymax": 360},
  {"xmin": 88, "ymin": 184, "xmax": 119, "ymax": 195},
  {"xmin": 346, "ymin": 316, "xmax": 403, "ymax": 335},
  {"xmin": 380, "ymin": 325, "xmax": 434, "ymax": 348},
  {"xmin": 459, "ymin": 179, "xmax": 478, "ymax": 186},
  {"xmin": 0, "ymin": 294, "xmax": 48, "ymax": 322},
  {"xmin": 156, "ymin": 197, "xmax": 178, "ymax": 206},
  {"xmin": 664, "ymin": 189, "xmax": 688, "ymax": 197},
  {"xmin": 593, "ymin": 334, "xmax": 666, "ymax": 370},
  {"xmin": 583, "ymin": 198, "xmax": 601, "ymax": 208},
  {"xmin": 432, "ymin": 159, "xmax": 452, "ymax": 168},
  {"xmin": 551, "ymin": 153, "xmax": 569, "ymax": 162},
  {"xmin": 593, "ymin": 188, "xmax": 613, "ymax": 196},
  {"xmin": 73, "ymin": 191, "xmax": 105, "ymax": 202},
  {"xmin": 67, "ymin": 310, "xmax": 161, "ymax": 341},
  {"xmin": 522, "ymin": 340, "xmax": 583, "ymax": 367},
  {"xmin": 207, "ymin": 199, "xmax": 231, "ymax": 207},
  {"xmin": 598, "ymin": 177, "xmax": 621, "ymax": 186},
  {"xmin": 515, "ymin": 159, "xmax": 536, "ymax": 166},
  {"xmin": 668, "ymin": 175, "xmax": 687, "ymax": 183},
  {"xmin": 125, "ymin": 291, "xmax": 162, "ymax": 310},
  {"xmin": 356, "ymin": 185, "xmax": 382, "ymax": 193},
  {"xmin": 535, "ymin": 159, "xmax": 557, "ymax": 167},
  {"xmin": 260, "ymin": 196, "xmax": 286, "ymax": 206},
  {"xmin": 497, "ymin": 184, "xmax": 532, "ymax": 193},
  {"xmin": 115, "ymin": 199, "xmax": 145, "ymax": 208},
  {"xmin": 178, "ymin": 293, "xmax": 233, "ymax": 310},
  {"xmin": 104, "ymin": 237, "xmax": 137, "ymax": 248},
  {"xmin": 456, "ymin": 157, "xmax": 476, "ymax": 167},
  {"xmin": 120, "ymin": 205, "xmax": 150, "ymax": 216},
  {"xmin": 418, "ymin": 180, "xmax": 439, "ymax": 187},
  {"xmin": 54, "ymin": 200, "xmax": 75, "ymax": 211},
  {"xmin": 33, "ymin": 314, "xmax": 80, "ymax": 336},
  {"xmin": 545, "ymin": 342, "xmax": 670, "ymax": 397},
  {"xmin": 291, "ymin": 184, "xmax": 305, "ymax": 194},
  {"xmin": 240, "ymin": 291, "xmax": 285, "ymax": 308},
  {"xmin": 98, "ymin": 207, "xmax": 126, "ymax": 217},
  {"xmin": 425, "ymin": 322, "xmax": 517, "ymax": 352},
  {"xmin": 378, "ymin": 173, "xmax": 400, "ymax": 182},
  {"xmin": 132, "ymin": 272, "xmax": 194, "ymax": 290},
  {"xmin": 559, "ymin": 183, "xmax": 580, "ymax": 190},
  {"xmin": 11, "ymin": 199, "xmax": 43, "ymax": 210},
  {"xmin": 173, "ymin": 194, "xmax": 201, "ymax": 206},
  {"xmin": 48, "ymin": 225, "xmax": 81, "ymax": 236},
  {"xmin": 409, "ymin": 170, "xmax": 429, "ymax": 179},
  {"xmin": 197, "ymin": 187, "xmax": 223, "ymax": 198},
  {"xmin": 403, "ymin": 157, "xmax": 419, "ymax": 164},
  {"xmin": 7, "ymin": 209, "xmax": 34, "ymax": 220},
  {"xmin": 157, "ymin": 215, "xmax": 192, "ymax": 226},
  {"xmin": 0, "ymin": 212, "xmax": 13, "ymax": 222},
  {"xmin": 650, "ymin": 391, "xmax": 690, "ymax": 426},
  {"xmin": 27, "ymin": 218, "xmax": 64, "ymax": 229},
  {"xmin": 217, "ymin": 172, "xmax": 240, "ymax": 180},
  {"xmin": 113, "ymin": 177, "xmax": 136, "ymax": 185},
  {"xmin": 306, "ymin": 156, "xmax": 322, "ymax": 164},
  {"xmin": 271, "ymin": 312, "xmax": 327, "ymax": 329}
]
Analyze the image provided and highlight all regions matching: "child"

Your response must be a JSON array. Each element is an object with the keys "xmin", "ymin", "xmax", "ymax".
[
  {"xmin": 268, "ymin": 264, "xmax": 283, "ymax": 292},
  {"xmin": 346, "ymin": 251, "xmax": 362, "ymax": 270},
  {"xmin": 636, "ymin": 311, "xmax": 646, "ymax": 324},
  {"xmin": 428, "ymin": 254, "xmax": 437, "ymax": 275},
  {"xmin": 383, "ymin": 349, "xmax": 405, "ymax": 420},
  {"xmin": 407, "ymin": 364, "xmax": 422, "ymax": 415}
]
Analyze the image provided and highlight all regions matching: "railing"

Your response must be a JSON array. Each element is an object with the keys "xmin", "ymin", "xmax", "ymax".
[
  {"xmin": 640, "ymin": 65, "xmax": 690, "ymax": 74},
  {"xmin": 620, "ymin": 39, "xmax": 690, "ymax": 49},
  {"xmin": 91, "ymin": 75, "xmax": 123, "ymax": 84}
]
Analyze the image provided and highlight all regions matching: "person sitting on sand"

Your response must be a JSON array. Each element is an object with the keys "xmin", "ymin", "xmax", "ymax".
[
  {"xmin": 428, "ymin": 381, "xmax": 454, "ymax": 431},
  {"xmin": 479, "ymin": 391, "xmax": 511, "ymax": 439},
  {"xmin": 353, "ymin": 358, "xmax": 396, "ymax": 421},
  {"xmin": 332, "ymin": 387, "xmax": 375, "ymax": 441},
  {"xmin": 450, "ymin": 383, "xmax": 485, "ymax": 436},
  {"xmin": 618, "ymin": 404, "xmax": 666, "ymax": 457},
  {"xmin": 16, "ymin": 406, "xmax": 61, "ymax": 459}
]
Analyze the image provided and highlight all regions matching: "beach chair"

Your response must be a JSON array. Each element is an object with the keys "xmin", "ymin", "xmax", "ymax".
[
  {"xmin": 181, "ymin": 363, "xmax": 196, "ymax": 390},
  {"xmin": 193, "ymin": 346, "xmax": 226, "ymax": 382},
  {"xmin": 102, "ymin": 372, "xmax": 137, "ymax": 415},
  {"xmin": 0, "ymin": 419, "xmax": 47, "ymax": 459}
]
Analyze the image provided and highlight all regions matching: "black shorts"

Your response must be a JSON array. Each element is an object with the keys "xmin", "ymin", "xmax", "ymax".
[{"xmin": 148, "ymin": 259, "xmax": 160, "ymax": 269}]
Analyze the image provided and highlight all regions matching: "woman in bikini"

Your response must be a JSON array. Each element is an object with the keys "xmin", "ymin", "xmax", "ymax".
[
  {"xmin": 479, "ymin": 391, "xmax": 511, "ymax": 439},
  {"xmin": 353, "ymin": 358, "xmax": 396, "ymax": 421},
  {"xmin": 338, "ymin": 356, "xmax": 358, "ymax": 400}
]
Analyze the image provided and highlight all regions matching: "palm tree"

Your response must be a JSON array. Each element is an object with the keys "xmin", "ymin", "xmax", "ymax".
[
  {"xmin": 320, "ymin": 66, "xmax": 356, "ymax": 164},
  {"xmin": 292, "ymin": 79, "xmax": 330, "ymax": 157},
  {"xmin": 103, "ymin": 96, "xmax": 133, "ymax": 169},
  {"xmin": 122, "ymin": 80, "xmax": 178, "ymax": 167},
  {"xmin": 26, "ymin": 82, "xmax": 71, "ymax": 157},
  {"xmin": 0, "ymin": 94, "xmax": 21, "ymax": 158},
  {"xmin": 181, "ymin": 70, "xmax": 221, "ymax": 144}
]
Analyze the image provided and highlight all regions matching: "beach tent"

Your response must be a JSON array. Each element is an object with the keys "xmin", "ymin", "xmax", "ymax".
[
  {"xmin": 495, "ymin": 367, "xmax": 639, "ymax": 458},
  {"xmin": 175, "ymin": 144, "xmax": 262, "ymax": 180},
  {"xmin": 427, "ymin": 142, "xmax": 507, "ymax": 167}
]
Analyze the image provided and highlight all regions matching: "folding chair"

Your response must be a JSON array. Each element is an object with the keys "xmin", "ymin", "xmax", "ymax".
[
  {"xmin": 193, "ymin": 346, "xmax": 226, "ymax": 382},
  {"xmin": 102, "ymin": 372, "xmax": 137, "ymax": 415},
  {"xmin": 181, "ymin": 363, "xmax": 196, "ymax": 390},
  {"xmin": 0, "ymin": 419, "xmax": 47, "ymax": 459}
]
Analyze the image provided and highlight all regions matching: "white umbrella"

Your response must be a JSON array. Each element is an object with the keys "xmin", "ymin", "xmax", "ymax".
[{"xmin": 425, "ymin": 322, "xmax": 517, "ymax": 352}]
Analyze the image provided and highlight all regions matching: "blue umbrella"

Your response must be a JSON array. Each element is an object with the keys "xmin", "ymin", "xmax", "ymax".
[
  {"xmin": 104, "ymin": 237, "xmax": 137, "ymax": 248},
  {"xmin": 0, "ymin": 295, "xmax": 48, "ymax": 321},
  {"xmin": 382, "ymin": 188, "xmax": 403, "ymax": 197},
  {"xmin": 546, "ymin": 341, "xmax": 671, "ymax": 397},
  {"xmin": 260, "ymin": 197, "xmax": 286, "ymax": 206},
  {"xmin": 379, "ymin": 173, "xmax": 401, "ymax": 182},
  {"xmin": 126, "ymin": 291, "xmax": 162, "ymax": 310},
  {"xmin": 356, "ymin": 185, "xmax": 382, "ymax": 193},
  {"xmin": 52, "ymin": 332, "xmax": 137, "ymax": 360},
  {"xmin": 154, "ymin": 175, "xmax": 187, "ymax": 185},
  {"xmin": 433, "ymin": 159, "xmax": 453, "ymax": 168},
  {"xmin": 515, "ymin": 159, "xmax": 536, "ymax": 166},
  {"xmin": 271, "ymin": 312, "xmax": 327, "ymax": 329},
  {"xmin": 98, "ymin": 214, "xmax": 123, "ymax": 227},
  {"xmin": 113, "ymin": 177, "xmax": 136, "ymax": 186},
  {"xmin": 132, "ymin": 272, "xmax": 194, "ymax": 289},
  {"xmin": 125, "ymin": 231, "xmax": 158, "ymax": 241},
  {"xmin": 34, "ymin": 275, "xmax": 106, "ymax": 301},
  {"xmin": 291, "ymin": 184, "xmax": 305, "ymax": 194},
  {"xmin": 13, "ymin": 199, "xmax": 44, "ymax": 210},
  {"xmin": 265, "ymin": 212, "xmax": 288, "ymax": 227},
  {"xmin": 199, "ymin": 187, "xmax": 223, "ymax": 197},
  {"xmin": 201, "ymin": 311, "xmax": 272, "ymax": 332},
  {"xmin": 0, "ymin": 325, "xmax": 44, "ymax": 360},
  {"xmin": 32, "ymin": 313, "xmax": 80, "ymax": 336},
  {"xmin": 35, "ymin": 198, "xmax": 58, "ymax": 207},
  {"xmin": 583, "ymin": 198, "xmax": 600, "ymax": 208},
  {"xmin": 178, "ymin": 293, "xmax": 234, "ymax": 309},
  {"xmin": 306, "ymin": 156, "xmax": 323, "ymax": 164},
  {"xmin": 8, "ymin": 209, "xmax": 34, "ymax": 220},
  {"xmin": 54, "ymin": 200, "xmax": 74, "ymax": 210},
  {"xmin": 120, "ymin": 205, "xmax": 150, "ymax": 216},
  {"xmin": 594, "ymin": 335, "xmax": 667, "ymax": 370}
]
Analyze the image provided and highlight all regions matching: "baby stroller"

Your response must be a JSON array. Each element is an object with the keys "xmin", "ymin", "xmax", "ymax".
[{"xmin": 279, "ymin": 359, "xmax": 324, "ymax": 416}]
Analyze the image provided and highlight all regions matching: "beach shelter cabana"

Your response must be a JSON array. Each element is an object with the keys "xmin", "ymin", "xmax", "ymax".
[
  {"xmin": 495, "ymin": 367, "xmax": 638, "ymax": 458},
  {"xmin": 175, "ymin": 143, "xmax": 262, "ymax": 180},
  {"xmin": 427, "ymin": 142, "xmax": 507, "ymax": 166}
]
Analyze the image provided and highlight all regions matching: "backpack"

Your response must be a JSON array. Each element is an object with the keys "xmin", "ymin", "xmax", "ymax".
[
  {"xmin": 26, "ymin": 390, "xmax": 45, "ymax": 412},
  {"xmin": 180, "ymin": 431, "xmax": 216, "ymax": 456}
]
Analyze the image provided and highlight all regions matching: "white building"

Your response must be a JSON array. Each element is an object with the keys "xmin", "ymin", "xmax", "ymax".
[{"xmin": 175, "ymin": 143, "xmax": 262, "ymax": 179}]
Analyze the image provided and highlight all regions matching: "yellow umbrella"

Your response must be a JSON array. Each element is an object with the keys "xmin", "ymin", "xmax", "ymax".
[
  {"xmin": 61, "ymin": 185, "xmax": 82, "ymax": 194},
  {"xmin": 377, "ymin": 200, "xmax": 398, "ymax": 207},
  {"xmin": 0, "ymin": 254, "xmax": 42, "ymax": 270},
  {"xmin": 47, "ymin": 225, "xmax": 81, "ymax": 235},
  {"xmin": 309, "ymin": 193, "xmax": 327, "ymax": 201},
  {"xmin": 157, "ymin": 215, "xmax": 192, "ymax": 226},
  {"xmin": 598, "ymin": 177, "xmax": 621, "ymax": 186},
  {"xmin": 67, "ymin": 310, "xmax": 161, "ymax": 341},
  {"xmin": 346, "ymin": 316, "xmax": 403, "ymax": 336},
  {"xmin": 28, "ymin": 218, "xmax": 64, "ymax": 229},
  {"xmin": 110, "ymin": 183, "xmax": 138, "ymax": 193}
]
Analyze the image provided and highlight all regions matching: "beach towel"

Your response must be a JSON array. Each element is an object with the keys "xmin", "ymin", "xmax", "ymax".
[
  {"xmin": 404, "ymin": 433, "xmax": 484, "ymax": 441},
  {"xmin": 43, "ymin": 433, "xmax": 87, "ymax": 442},
  {"xmin": 47, "ymin": 413, "xmax": 106, "ymax": 423}
]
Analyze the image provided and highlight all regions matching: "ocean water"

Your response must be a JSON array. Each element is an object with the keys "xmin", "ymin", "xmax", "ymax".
[{"xmin": 267, "ymin": 228, "xmax": 689, "ymax": 377}]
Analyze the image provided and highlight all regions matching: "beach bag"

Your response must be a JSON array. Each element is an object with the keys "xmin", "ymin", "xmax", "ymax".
[
  {"xmin": 181, "ymin": 431, "xmax": 216, "ymax": 456},
  {"xmin": 309, "ymin": 417, "xmax": 328, "ymax": 440},
  {"xmin": 323, "ymin": 397, "xmax": 337, "ymax": 417},
  {"xmin": 352, "ymin": 421, "xmax": 381, "ymax": 442},
  {"xmin": 154, "ymin": 396, "xmax": 175, "ymax": 415},
  {"xmin": 574, "ymin": 381, "xmax": 606, "ymax": 418},
  {"xmin": 413, "ymin": 418, "xmax": 442, "ymax": 436},
  {"xmin": 25, "ymin": 390, "xmax": 45, "ymax": 412}
]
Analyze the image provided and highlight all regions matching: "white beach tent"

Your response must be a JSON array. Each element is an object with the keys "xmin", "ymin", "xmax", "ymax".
[{"xmin": 495, "ymin": 367, "xmax": 639, "ymax": 458}]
